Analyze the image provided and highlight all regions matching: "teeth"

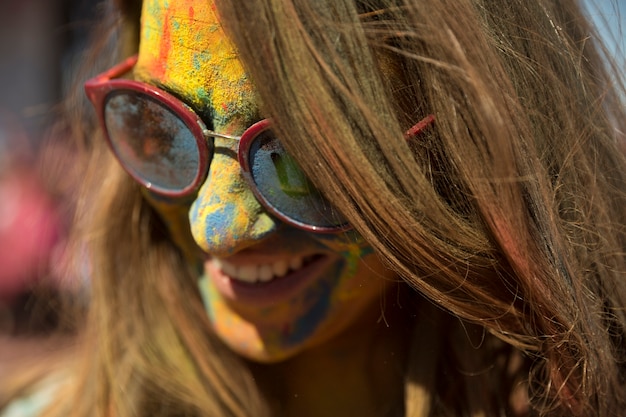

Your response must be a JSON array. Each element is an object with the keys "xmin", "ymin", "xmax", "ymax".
[
  {"xmin": 215, "ymin": 258, "xmax": 237, "ymax": 278},
  {"xmin": 289, "ymin": 257, "xmax": 303, "ymax": 270},
  {"xmin": 213, "ymin": 255, "xmax": 313, "ymax": 284},
  {"xmin": 272, "ymin": 260, "xmax": 288, "ymax": 278},
  {"xmin": 258, "ymin": 265, "xmax": 273, "ymax": 282},
  {"xmin": 238, "ymin": 265, "xmax": 258, "ymax": 283}
]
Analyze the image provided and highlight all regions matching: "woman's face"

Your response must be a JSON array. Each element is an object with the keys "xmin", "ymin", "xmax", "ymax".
[{"xmin": 136, "ymin": 0, "xmax": 395, "ymax": 363}]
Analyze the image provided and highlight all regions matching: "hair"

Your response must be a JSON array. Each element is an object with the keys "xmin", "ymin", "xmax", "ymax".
[
  {"xmin": 215, "ymin": 0, "xmax": 626, "ymax": 414},
  {"xmin": 2, "ymin": 0, "xmax": 624, "ymax": 416}
]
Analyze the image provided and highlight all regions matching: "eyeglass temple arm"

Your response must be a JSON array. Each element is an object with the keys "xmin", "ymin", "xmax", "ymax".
[{"xmin": 404, "ymin": 114, "xmax": 435, "ymax": 139}]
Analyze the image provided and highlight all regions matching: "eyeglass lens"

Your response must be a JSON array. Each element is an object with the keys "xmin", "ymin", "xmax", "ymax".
[
  {"xmin": 104, "ymin": 91, "xmax": 203, "ymax": 193},
  {"xmin": 246, "ymin": 130, "xmax": 346, "ymax": 229}
]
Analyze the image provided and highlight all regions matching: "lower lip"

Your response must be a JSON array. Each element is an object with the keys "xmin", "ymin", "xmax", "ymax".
[{"xmin": 205, "ymin": 255, "xmax": 336, "ymax": 307}]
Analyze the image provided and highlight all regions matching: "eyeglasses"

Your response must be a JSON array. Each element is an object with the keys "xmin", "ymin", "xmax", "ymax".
[{"xmin": 84, "ymin": 55, "xmax": 434, "ymax": 233}]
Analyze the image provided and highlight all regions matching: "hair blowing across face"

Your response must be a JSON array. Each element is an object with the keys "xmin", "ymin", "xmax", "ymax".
[
  {"xmin": 214, "ymin": 0, "xmax": 626, "ymax": 414},
  {"xmin": 3, "ymin": 0, "xmax": 625, "ymax": 416}
]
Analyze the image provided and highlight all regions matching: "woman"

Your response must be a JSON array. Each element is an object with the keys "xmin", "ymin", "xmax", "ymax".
[{"xmin": 2, "ymin": 0, "xmax": 625, "ymax": 416}]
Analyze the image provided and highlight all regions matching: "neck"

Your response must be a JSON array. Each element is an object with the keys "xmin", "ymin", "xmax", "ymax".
[{"xmin": 250, "ymin": 284, "xmax": 413, "ymax": 417}]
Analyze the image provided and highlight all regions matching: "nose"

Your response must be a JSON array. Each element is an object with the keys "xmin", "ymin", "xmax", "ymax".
[{"xmin": 189, "ymin": 139, "xmax": 280, "ymax": 257}]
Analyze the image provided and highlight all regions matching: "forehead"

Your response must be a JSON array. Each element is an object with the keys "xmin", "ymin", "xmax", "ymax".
[{"xmin": 135, "ymin": 0, "xmax": 258, "ymax": 131}]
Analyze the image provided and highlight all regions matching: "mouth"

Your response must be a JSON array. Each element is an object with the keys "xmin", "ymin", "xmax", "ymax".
[
  {"xmin": 213, "ymin": 254, "xmax": 317, "ymax": 284},
  {"xmin": 205, "ymin": 253, "xmax": 333, "ymax": 307}
]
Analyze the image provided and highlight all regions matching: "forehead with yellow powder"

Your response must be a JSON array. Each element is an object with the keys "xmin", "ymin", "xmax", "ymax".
[{"xmin": 135, "ymin": 0, "xmax": 258, "ymax": 131}]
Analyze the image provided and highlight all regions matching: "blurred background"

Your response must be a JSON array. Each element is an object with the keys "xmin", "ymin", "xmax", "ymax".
[
  {"xmin": 589, "ymin": 1, "xmax": 625, "ymax": 61},
  {"xmin": 0, "ymin": 0, "xmax": 99, "ymax": 336}
]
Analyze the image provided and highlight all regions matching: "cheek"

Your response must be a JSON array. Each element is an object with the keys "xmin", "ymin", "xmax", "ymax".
[
  {"xmin": 327, "ymin": 246, "xmax": 386, "ymax": 314},
  {"xmin": 313, "ymin": 230, "xmax": 373, "ymax": 261},
  {"xmin": 280, "ymin": 248, "xmax": 393, "ymax": 352},
  {"xmin": 247, "ymin": 234, "xmax": 379, "ymax": 325},
  {"xmin": 274, "ymin": 245, "xmax": 381, "ymax": 334}
]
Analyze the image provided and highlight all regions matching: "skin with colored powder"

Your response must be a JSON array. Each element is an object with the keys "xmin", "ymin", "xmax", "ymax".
[
  {"xmin": 136, "ymin": 0, "xmax": 258, "ymax": 132},
  {"xmin": 135, "ymin": 0, "xmax": 401, "ymax": 365}
]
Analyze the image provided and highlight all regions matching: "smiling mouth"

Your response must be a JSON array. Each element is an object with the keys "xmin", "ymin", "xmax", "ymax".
[
  {"xmin": 213, "ymin": 255, "xmax": 319, "ymax": 284},
  {"xmin": 206, "ymin": 253, "xmax": 334, "ymax": 306}
]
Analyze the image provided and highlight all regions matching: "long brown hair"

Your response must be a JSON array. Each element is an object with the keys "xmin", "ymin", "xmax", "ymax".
[
  {"xmin": 215, "ymin": 0, "xmax": 626, "ymax": 414},
  {"xmin": 3, "ymin": 0, "xmax": 624, "ymax": 416}
]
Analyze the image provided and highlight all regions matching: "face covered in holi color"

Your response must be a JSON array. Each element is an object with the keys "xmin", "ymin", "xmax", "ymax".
[{"xmin": 133, "ymin": 0, "xmax": 397, "ymax": 363}]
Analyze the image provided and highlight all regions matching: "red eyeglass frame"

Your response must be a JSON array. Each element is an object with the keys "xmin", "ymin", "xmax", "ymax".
[
  {"xmin": 84, "ymin": 55, "xmax": 216, "ymax": 197},
  {"xmin": 84, "ymin": 55, "xmax": 351, "ymax": 233},
  {"xmin": 85, "ymin": 55, "xmax": 435, "ymax": 233}
]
